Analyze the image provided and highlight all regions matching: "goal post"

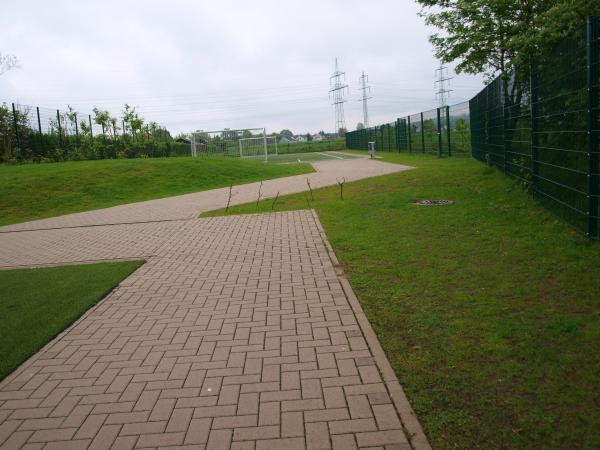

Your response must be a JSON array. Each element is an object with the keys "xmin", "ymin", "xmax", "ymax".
[{"xmin": 190, "ymin": 127, "xmax": 271, "ymax": 161}]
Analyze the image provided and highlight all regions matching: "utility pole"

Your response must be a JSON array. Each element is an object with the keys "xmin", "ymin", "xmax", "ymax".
[
  {"xmin": 434, "ymin": 63, "xmax": 453, "ymax": 107},
  {"xmin": 329, "ymin": 57, "xmax": 348, "ymax": 135},
  {"xmin": 358, "ymin": 71, "xmax": 372, "ymax": 128}
]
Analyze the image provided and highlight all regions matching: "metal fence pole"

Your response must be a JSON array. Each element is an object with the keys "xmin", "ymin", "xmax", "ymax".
[
  {"xmin": 396, "ymin": 119, "xmax": 401, "ymax": 151},
  {"xmin": 36, "ymin": 107, "xmax": 42, "ymax": 134},
  {"xmin": 436, "ymin": 107, "xmax": 442, "ymax": 157},
  {"xmin": 74, "ymin": 113, "xmax": 79, "ymax": 139},
  {"xmin": 89, "ymin": 115, "xmax": 93, "ymax": 138},
  {"xmin": 56, "ymin": 110, "xmax": 63, "ymax": 148},
  {"xmin": 587, "ymin": 16, "xmax": 599, "ymax": 237},
  {"xmin": 446, "ymin": 105, "xmax": 451, "ymax": 157},
  {"xmin": 407, "ymin": 116, "xmax": 412, "ymax": 152},
  {"xmin": 529, "ymin": 56, "xmax": 539, "ymax": 195},
  {"xmin": 11, "ymin": 103, "xmax": 21, "ymax": 149},
  {"xmin": 420, "ymin": 112, "xmax": 425, "ymax": 152}
]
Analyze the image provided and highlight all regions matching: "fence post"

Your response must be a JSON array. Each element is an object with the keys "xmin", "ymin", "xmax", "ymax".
[
  {"xmin": 587, "ymin": 16, "xmax": 599, "ymax": 237},
  {"xmin": 36, "ymin": 107, "xmax": 42, "ymax": 134},
  {"xmin": 420, "ymin": 112, "xmax": 425, "ymax": 152},
  {"xmin": 89, "ymin": 115, "xmax": 93, "ymax": 138},
  {"xmin": 395, "ymin": 119, "xmax": 401, "ymax": 151},
  {"xmin": 74, "ymin": 113, "xmax": 79, "ymax": 139},
  {"xmin": 407, "ymin": 116, "xmax": 412, "ymax": 152},
  {"xmin": 56, "ymin": 110, "xmax": 63, "ymax": 148},
  {"xmin": 387, "ymin": 124, "xmax": 392, "ymax": 151},
  {"xmin": 529, "ymin": 56, "xmax": 539, "ymax": 195},
  {"xmin": 446, "ymin": 105, "xmax": 451, "ymax": 157},
  {"xmin": 11, "ymin": 103, "xmax": 21, "ymax": 149},
  {"xmin": 436, "ymin": 107, "xmax": 442, "ymax": 157}
]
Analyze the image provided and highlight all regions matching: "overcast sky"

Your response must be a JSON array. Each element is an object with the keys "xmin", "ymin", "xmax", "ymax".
[{"xmin": 0, "ymin": 0, "xmax": 484, "ymax": 135}]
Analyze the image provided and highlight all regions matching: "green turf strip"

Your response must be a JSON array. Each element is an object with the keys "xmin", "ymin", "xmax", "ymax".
[{"xmin": 0, "ymin": 261, "xmax": 143, "ymax": 381}]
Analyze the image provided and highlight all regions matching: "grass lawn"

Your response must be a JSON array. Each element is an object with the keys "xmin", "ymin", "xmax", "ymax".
[
  {"xmin": 205, "ymin": 151, "xmax": 600, "ymax": 449},
  {"xmin": 0, "ymin": 157, "xmax": 313, "ymax": 226},
  {"xmin": 0, "ymin": 261, "xmax": 143, "ymax": 381}
]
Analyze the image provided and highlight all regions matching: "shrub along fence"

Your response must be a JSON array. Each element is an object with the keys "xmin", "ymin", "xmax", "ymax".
[
  {"xmin": 0, "ymin": 103, "xmax": 188, "ymax": 162},
  {"xmin": 346, "ymin": 16, "xmax": 599, "ymax": 238}
]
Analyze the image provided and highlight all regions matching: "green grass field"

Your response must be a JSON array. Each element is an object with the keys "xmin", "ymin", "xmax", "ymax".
[
  {"xmin": 205, "ymin": 151, "xmax": 600, "ymax": 449},
  {"xmin": 0, "ymin": 157, "xmax": 313, "ymax": 226},
  {"xmin": 0, "ymin": 261, "xmax": 143, "ymax": 381}
]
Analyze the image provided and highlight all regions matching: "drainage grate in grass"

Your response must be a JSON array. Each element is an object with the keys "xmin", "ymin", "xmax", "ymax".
[{"xmin": 412, "ymin": 199, "xmax": 454, "ymax": 206}]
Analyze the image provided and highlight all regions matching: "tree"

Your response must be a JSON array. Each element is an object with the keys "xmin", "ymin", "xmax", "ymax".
[
  {"xmin": 338, "ymin": 127, "xmax": 347, "ymax": 137},
  {"xmin": 356, "ymin": 122, "xmax": 365, "ymax": 130},
  {"xmin": 279, "ymin": 129, "xmax": 293, "ymax": 140},
  {"xmin": 0, "ymin": 53, "xmax": 19, "ymax": 76},
  {"xmin": 416, "ymin": 0, "xmax": 597, "ymax": 79},
  {"xmin": 306, "ymin": 133, "xmax": 313, "ymax": 142}
]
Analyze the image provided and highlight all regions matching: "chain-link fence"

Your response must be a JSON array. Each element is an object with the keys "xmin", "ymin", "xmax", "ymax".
[
  {"xmin": 346, "ymin": 16, "xmax": 599, "ymax": 237},
  {"xmin": 0, "ymin": 103, "xmax": 187, "ymax": 162}
]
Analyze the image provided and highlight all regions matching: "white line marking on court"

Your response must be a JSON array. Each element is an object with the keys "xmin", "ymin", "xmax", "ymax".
[{"xmin": 318, "ymin": 152, "xmax": 345, "ymax": 160}]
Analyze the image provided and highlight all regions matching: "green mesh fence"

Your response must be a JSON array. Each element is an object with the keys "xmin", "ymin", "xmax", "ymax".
[
  {"xmin": 346, "ymin": 16, "xmax": 599, "ymax": 237},
  {"xmin": 470, "ymin": 16, "xmax": 599, "ymax": 236}
]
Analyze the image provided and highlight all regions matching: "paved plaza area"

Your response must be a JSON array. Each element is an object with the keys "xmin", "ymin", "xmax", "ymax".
[{"xmin": 0, "ymin": 159, "xmax": 429, "ymax": 450}]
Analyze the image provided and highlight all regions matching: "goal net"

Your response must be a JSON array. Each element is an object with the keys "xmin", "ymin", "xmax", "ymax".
[
  {"xmin": 239, "ymin": 136, "xmax": 278, "ymax": 159},
  {"xmin": 190, "ymin": 127, "xmax": 273, "ymax": 161}
]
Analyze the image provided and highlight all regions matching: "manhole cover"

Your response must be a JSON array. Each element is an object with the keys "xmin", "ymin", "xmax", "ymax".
[{"xmin": 412, "ymin": 199, "xmax": 454, "ymax": 206}]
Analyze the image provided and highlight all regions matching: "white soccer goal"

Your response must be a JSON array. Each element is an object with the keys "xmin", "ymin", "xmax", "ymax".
[
  {"xmin": 190, "ymin": 127, "xmax": 271, "ymax": 161},
  {"xmin": 239, "ymin": 136, "xmax": 278, "ymax": 159}
]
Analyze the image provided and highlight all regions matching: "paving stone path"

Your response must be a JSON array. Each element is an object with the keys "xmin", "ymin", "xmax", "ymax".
[{"xmin": 0, "ymin": 160, "xmax": 429, "ymax": 450}]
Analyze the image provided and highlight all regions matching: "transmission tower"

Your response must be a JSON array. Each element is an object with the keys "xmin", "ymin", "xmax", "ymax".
[
  {"xmin": 358, "ymin": 71, "xmax": 372, "ymax": 128},
  {"xmin": 434, "ymin": 63, "xmax": 453, "ymax": 108},
  {"xmin": 329, "ymin": 57, "xmax": 348, "ymax": 134}
]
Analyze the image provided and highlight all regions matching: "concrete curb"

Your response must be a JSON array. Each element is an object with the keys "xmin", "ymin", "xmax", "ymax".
[{"xmin": 310, "ymin": 209, "xmax": 432, "ymax": 450}]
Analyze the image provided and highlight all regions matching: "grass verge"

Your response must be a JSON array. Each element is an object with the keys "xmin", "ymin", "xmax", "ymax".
[
  {"xmin": 0, "ymin": 260, "xmax": 143, "ymax": 381},
  {"xmin": 205, "ymin": 151, "xmax": 600, "ymax": 449},
  {"xmin": 0, "ymin": 157, "xmax": 313, "ymax": 226}
]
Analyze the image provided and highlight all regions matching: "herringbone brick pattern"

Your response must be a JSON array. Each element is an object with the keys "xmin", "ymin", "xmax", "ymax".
[{"xmin": 0, "ymin": 211, "xmax": 414, "ymax": 449}]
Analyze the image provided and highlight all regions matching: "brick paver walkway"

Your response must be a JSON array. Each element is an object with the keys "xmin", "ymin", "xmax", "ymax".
[
  {"xmin": 0, "ymin": 159, "xmax": 409, "ymax": 233},
  {"xmin": 0, "ymin": 160, "xmax": 429, "ymax": 450}
]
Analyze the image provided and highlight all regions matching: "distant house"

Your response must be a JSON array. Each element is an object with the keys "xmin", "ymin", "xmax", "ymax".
[
  {"xmin": 176, "ymin": 137, "xmax": 191, "ymax": 144},
  {"xmin": 312, "ymin": 134, "xmax": 323, "ymax": 141},
  {"xmin": 293, "ymin": 135, "xmax": 307, "ymax": 142}
]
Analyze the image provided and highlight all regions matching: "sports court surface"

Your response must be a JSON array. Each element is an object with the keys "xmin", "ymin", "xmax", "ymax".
[
  {"xmin": 0, "ymin": 158, "xmax": 430, "ymax": 450},
  {"xmin": 262, "ymin": 151, "xmax": 363, "ymax": 164}
]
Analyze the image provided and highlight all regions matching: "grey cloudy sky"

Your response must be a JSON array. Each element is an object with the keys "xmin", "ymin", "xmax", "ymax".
[{"xmin": 0, "ymin": 0, "xmax": 484, "ymax": 135}]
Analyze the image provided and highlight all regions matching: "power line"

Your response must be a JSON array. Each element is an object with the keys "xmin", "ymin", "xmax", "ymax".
[
  {"xmin": 358, "ymin": 71, "xmax": 372, "ymax": 128},
  {"xmin": 434, "ymin": 63, "xmax": 453, "ymax": 108},
  {"xmin": 329, "ymin": 57, "xmax": 348, "ymax": 134}
]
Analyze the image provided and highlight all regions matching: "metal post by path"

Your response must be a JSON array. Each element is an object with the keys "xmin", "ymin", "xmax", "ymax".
[
  {"xmin": 36, "ymin": 107, "xmax": 42, "ymax": 134},
  {"xmin": 122, "ymin": 120, "xmax": 126, "ymax": 137},
  {"xmin": 407, "ymin": 116, "xmax": 412, "ymax": 152},
  {"xmin": 396, "ymin": 119, "xmax": 401, "ymax": 152},
  {"xmin": 446, "ymin": 105, "xmax": 451, "ymax": 157},
  {"xmin": 529, "ymin": 56, "xmax": 539, "ymax": 196},
  {"xmin": 56, "ymin": 109, "xmax": 63, "ymax": 148},
  {"xmin": 74, "ymin": 113, "xmax": 79, "ymax": 139},
  {"xmin": 436, "ymin": 107, "xmax": 442, "ymax": 157},
  {"xmin": 420, "ymin": 112, "xmax": 425, "ymax": 153},
  {"xmin": 586, "ymin": 16, "xmax": 599, "ymax": 237},
  {"xmin": 11, "ymin": 103, "xmax": 21, "ymax": 149},
  {"xmin": 89, "ymin": 115, "xmax": 93, "ymax": 137},
  {"xmin": 263, "ymin": 128, "xmax": 268, "ymax": 161}
]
